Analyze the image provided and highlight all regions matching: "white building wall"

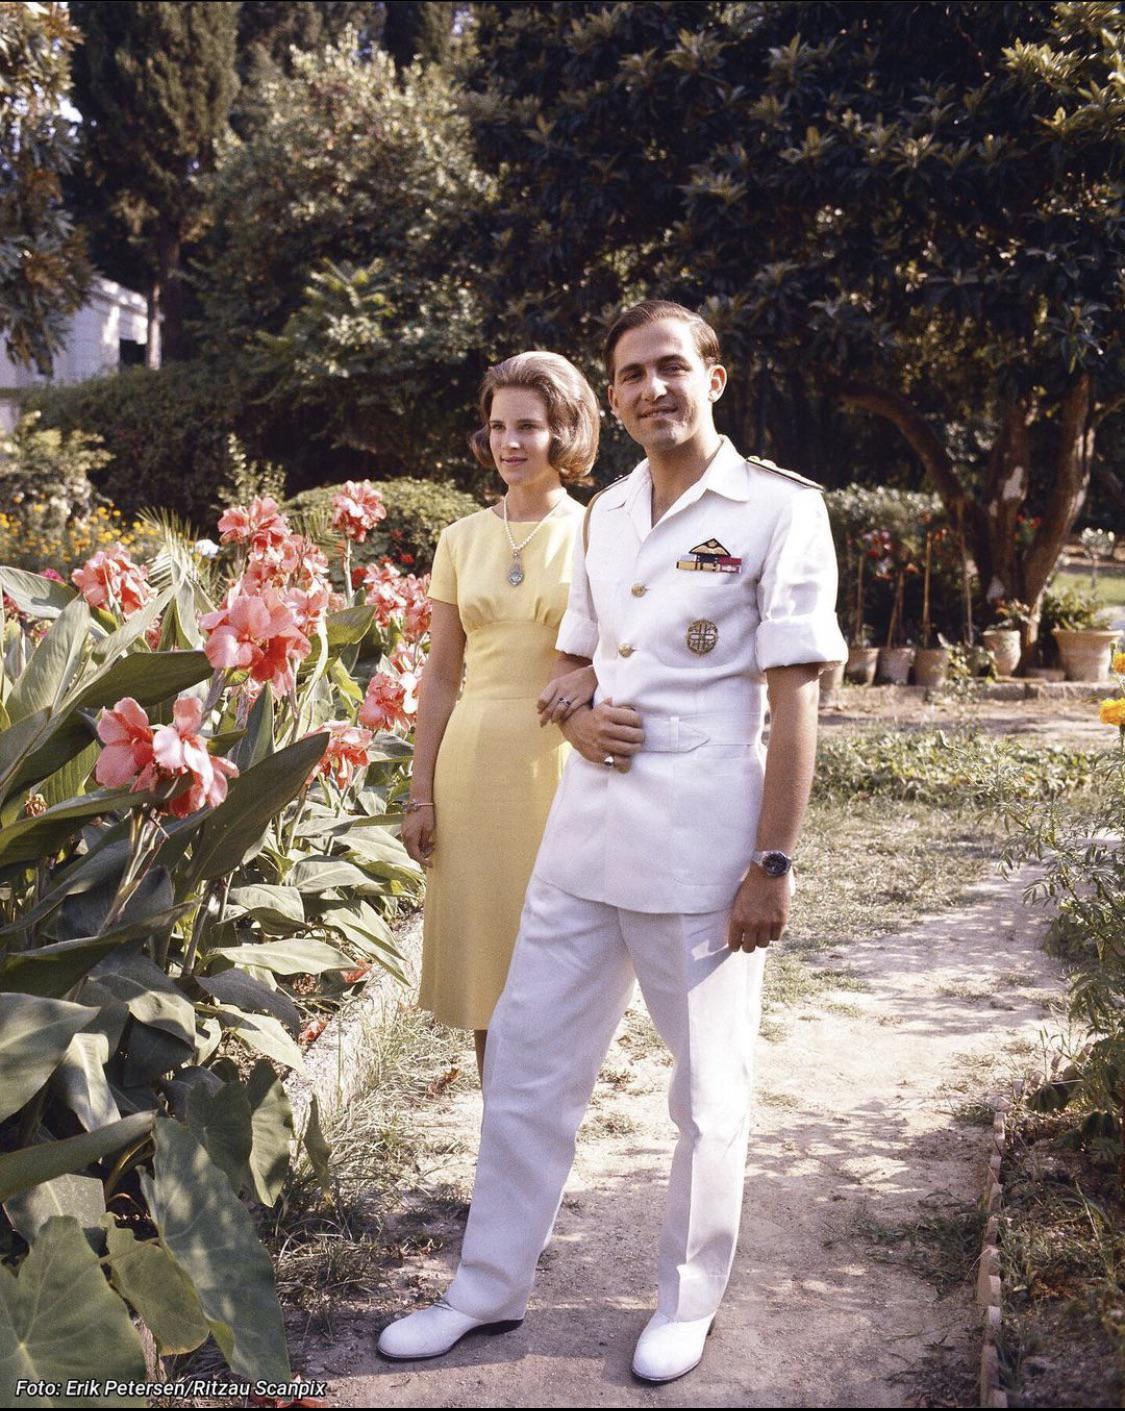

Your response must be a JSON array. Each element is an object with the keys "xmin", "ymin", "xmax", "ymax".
[{"xmin": 0, "ymin": 276, "xmax": 147, "ymax": 432}]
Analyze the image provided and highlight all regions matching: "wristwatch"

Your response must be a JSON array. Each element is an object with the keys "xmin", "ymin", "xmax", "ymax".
[{"xmin": 750, "ymin": 849, "xmax": 792, "ymax": 878}]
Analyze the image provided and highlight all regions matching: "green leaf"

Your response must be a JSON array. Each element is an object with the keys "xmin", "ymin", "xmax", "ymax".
[
  {"xmin": 0, "ymin": 790, "xmax": 137, "ymax": 867},
  {"xmin": 188, "ymin": 732, "xmax": 328, "ymax": 884},
  {"xmin": 0, "ymin": 934, "xmax": 135, "ymax": 999},
  {"xmin": 231, "ymin": 684, "xmax": 274, "ymax": 771},
  {"xmin": 213, "ymin": 1005, "xmax": 304, "ymax": 1073},
  {"xmin": 121, "ymin": 1023, "xmax": 195, "ymax": 1086},
  {"xmin": 227, "ymin": 884, "xmax": 305, "ymax": 931},
  {"xmin": 207, "ymin": 937, "xmax": 351, "ymax": 975},
  {"xmin": 89, "ymin": 950, "xmax": 195, "ymax": 1047},
  {"xmin": 186, "ymin": 1082, "xmax": 253, "ymax": 1195},
  {"xmin": 7, "ymin": 597, "xmax": 90, "ymax": 724},
  {"xmin": 245, "ymin": 1062, "xmax": 293, "ymax": 1206},
  {"xmin": 0, "ymin": 995, "xmax": 97, "ymax": 1123},
  {"xmin": 0, "ymin": 708, "xmax": 51, "ymax": 807},
  {"xmin": 329, "ymin": 656, "xmax": 363, "ymax": 704},
  {"xmin": 0, "ymin": 1217, "xmax": 147, "ymax": 1404},
  {"xmin": 289, "ymin": 856, "xmax": 374, "ymax": 893},
  {"xmin": 3, "ymin": 1174, "xmax": 105, "ymax": 1247},
  {"xmin": 0, "ymin": 567, "xmax": 77, "ymax": 619},
  {"xmin": 90, "ymin": 585, "xmax": 173, "ymax": 666},
  {"xmin": 53, "ymin": 1031, "xmax": 119, "ymax": 1131},
  {"xmin": 325, "ymin": 604, "xmax": 376, "ymax": 650},
  {"xmin": 0, "ymin": 1113, "xmax": 154, "ymax": 1203},
  {"xmin": 41, "ymin": 740, "xmax": 98, "ymax": 807},
  {"xmin": 103, "ymin": 1218, "xmax": 209, "ymax": 1356},
  {"xmin": 302, "ymin": 1096, "xmax": 333, "ymax": 1192},
  {"xmin": 196, "ymin": 970, "xmax": 300, "ymax": 1033},
  {"xmin": 145, "ymin": 1119, "xmax": 290, "ymax": 1380},
  {"xmin": 67, "ymin": 649, "xmax": 212, "ymax": 715}
]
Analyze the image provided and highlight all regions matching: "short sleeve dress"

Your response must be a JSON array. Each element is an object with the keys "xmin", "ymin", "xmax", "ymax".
[{"xmin": 418, "ymin": 496, "xmax": 584, "ymax": 1030}]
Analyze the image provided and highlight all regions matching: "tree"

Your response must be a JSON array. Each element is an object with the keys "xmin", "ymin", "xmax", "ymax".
[
  {"xmin": 68, "ymin": 1, "xmax": 239, "ymax": 365},
  {"xmin": 464, "ymin": 2, "xmax": 1125, "ymax": 648},
  {"xmin": 194, "ymin": 37, "xmax": 491, "ymax": 480},
  {"xmin": 0, "ymin": 2, "xmax": 89, "ymax": 372},
  {"xmin": 381, "ymin": 0, "xmax": 455, "ymax": 71}
]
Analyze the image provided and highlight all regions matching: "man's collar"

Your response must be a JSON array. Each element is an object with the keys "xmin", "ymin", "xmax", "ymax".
[{"xmin": 623, "ymin": 435, "xmax": 749, "ymax": 515}]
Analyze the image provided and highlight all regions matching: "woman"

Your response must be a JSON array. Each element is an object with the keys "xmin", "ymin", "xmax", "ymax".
[{"xmin": 403, "ymin": 351, "xmax": 600, "ymax": 1078}]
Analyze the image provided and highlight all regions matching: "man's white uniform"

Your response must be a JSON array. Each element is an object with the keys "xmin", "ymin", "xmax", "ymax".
[{"xmin": 444, "ymin": 435, "xmax": 847, "ymax": 1324}]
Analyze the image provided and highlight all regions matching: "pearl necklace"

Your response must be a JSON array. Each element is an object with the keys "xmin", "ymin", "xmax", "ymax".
[{"xmin": 502, "ymin": 494, "xmax": 566, "ymax": 586}]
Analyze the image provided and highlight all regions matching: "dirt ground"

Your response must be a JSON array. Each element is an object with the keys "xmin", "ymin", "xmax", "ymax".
[
  {"xmin": 819, "ymin": 683, "xmax": 1107, "ymax": 746},
  {"xmin": 303, "ymin": 864, "xmax": 1065, "ymax": 1409}
]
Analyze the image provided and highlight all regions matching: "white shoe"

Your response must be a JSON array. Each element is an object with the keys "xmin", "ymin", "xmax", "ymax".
[
  {"xmin": 631, "ymin": 1311, "xmax": 715, "ymax": 1383},
  {"xmin": 377, "ymin": 1299, "xmax": 520, "ymax": 1361}
]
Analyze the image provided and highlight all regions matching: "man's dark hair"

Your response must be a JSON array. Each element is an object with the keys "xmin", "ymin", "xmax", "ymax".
[{"xmin": 604, "ymin": 300, "xmax": 722, "ymax": 379}]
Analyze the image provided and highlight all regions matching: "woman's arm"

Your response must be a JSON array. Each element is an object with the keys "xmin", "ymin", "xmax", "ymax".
[
  {"xmin": 536, "ymin": 662, "xmax": 598, "ymax": 725},
  {"xmin": 402, "ymin": 599, "xmax": 466, "ymax": 867}
]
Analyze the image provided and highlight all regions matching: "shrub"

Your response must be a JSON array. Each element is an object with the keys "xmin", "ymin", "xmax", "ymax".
[
  {"xmin": 285, "ymin": 477, "xmax": 482, "ymax": 573},
  {"xmin": 26, "ymin": 363, "xmax": 241, "ymax": 529}
]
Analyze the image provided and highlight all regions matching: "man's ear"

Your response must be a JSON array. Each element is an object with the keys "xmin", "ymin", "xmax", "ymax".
[
  {"xmin": 607, "ymin": 382, "xmax": 620, "ymax": 419},
  {"xmin": 708, "ymin": 363, "xmax": 728, "ymax": 402}
]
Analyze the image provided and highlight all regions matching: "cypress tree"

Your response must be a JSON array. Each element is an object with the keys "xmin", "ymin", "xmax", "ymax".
[
  {"xmin": 381, "ymin": 0, "xmax": 454, "ymax": 71},
  {"xmin": 68, "ymin": 1, "xmax": 239, "ymax": 365}
]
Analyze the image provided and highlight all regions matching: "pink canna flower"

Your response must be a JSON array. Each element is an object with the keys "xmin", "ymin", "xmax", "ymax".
[
  {"xmin": 151, "ymin": 696, "xmax": 240, "ymax": 817},
  {"xmin": 316, "ymin": 721, "xmax": 374, "ymax": 789},
  {"xmin": 72, "ymin": 545, "xmax": 152, "ymax": 616},
  {"xmin": 402, "ymin": 574, "xmax": 432, "ymax": 642},
  {"xmin": 360, "ymin": 558, "xmax": 408, "ymax": 629},
  {"xmin": 358, "ymin": 671, "xmax": 409, "ymax": 732},
  {"xmin": 200, "ymin": 585, "xmax": 311, "ymax": 695},
  {"xmin": 283, "ymin": 582, "xmax": 332, "ymax": 637},
  {"xmin": 94, "ymin": 697, "xmax": 156, "ymax": 789},
  {"xmin": 331, "ymin": 481, "xmax": 387, "ymax": 543},
  {"xmin": 217, "ymin": 496, "xmax": 292, "ymax": 556}
]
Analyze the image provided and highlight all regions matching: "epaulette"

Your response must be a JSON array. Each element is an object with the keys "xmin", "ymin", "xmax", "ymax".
[
  {"xmin": 745, "ymin": 455, "xmax": 825, "ymax": 491},
  {"xmin": 582, "ymin": 473, "xmax": 630, "ymax": 552}
]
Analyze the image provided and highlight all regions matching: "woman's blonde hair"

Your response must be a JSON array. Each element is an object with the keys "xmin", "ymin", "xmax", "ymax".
[{"xmin": 470, "ymin": 351, "xmax": 599, "ymax": 485}]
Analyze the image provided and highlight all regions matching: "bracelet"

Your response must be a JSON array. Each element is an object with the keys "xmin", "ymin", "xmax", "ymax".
[{"xmin": 403, "ymin": 800, "xmax": 435, "ymax": 813}]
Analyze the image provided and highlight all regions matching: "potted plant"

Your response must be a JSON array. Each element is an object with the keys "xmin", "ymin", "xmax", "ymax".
[
  {"xmin": 913, "ymin": 515, "xmax": 951, "ymax": 687},
  {"xmin": 874, "ymin": 526, "xmax": 917, "ymax": 685},
  {"xmin": 982, "ymin": 600, "xmax": 1030, "ymax": 677},
  {"xmin": 1045, "ymin": 581, "xmax": 1119, "ymax": 681}
]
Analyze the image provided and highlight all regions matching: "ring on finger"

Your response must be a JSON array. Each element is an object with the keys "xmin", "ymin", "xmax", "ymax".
[{"xmin": 603, "ymin": 754, "xmax": 615, "ymax": 769}]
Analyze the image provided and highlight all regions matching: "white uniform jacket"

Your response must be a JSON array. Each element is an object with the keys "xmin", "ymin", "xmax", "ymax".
[{"xmin": 533, "ymin": 437, "xmax": 848, "ymax": 915}]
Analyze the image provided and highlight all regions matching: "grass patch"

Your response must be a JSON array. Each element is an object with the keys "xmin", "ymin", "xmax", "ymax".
[{"xmin": 849, "ymin": 1193, "xmax": 987, "ymax": 1296}]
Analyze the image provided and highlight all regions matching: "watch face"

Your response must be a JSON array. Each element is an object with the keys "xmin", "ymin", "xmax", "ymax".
[{"xmin": 761, "ymin": 851, "xmax": 790, "ymax": 877}]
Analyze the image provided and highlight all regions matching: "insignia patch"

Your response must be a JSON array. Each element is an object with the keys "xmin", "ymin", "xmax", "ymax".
[
  {"xmin": 686, "ymin": 619, "xmax": 719, "ymax": 655},
  {"xmin": 676, "ymin": 537, "xmax": 743, "ymax": 574}
]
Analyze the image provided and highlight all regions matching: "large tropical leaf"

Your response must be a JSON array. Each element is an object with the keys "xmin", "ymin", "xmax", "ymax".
[
  {"xmin": 0, "ymin": 1112, "xmax": 154, "ymax": 1203},
  {"xmin": 0, "ymin": 567, "xmax": 77, "ymax": 619},
  {"xmin": 143, "ymin": 1119, "xmax": 290, "ymax": 1380},
  {"xmin": 206, "ymin": 937, "xmax": 350, "ymax": 975},
  {"xmin": 0, "ymin": 934, "xmax": 133, "ymax": 999},
  {"xmin": 0, "ymin": 1217, "xmax": 146, "ymax": 1405},
  {"xmin": 187, "ymin": 732, "xmax": 328, "ymax": 884},
  {"xmin": 88, "ymin": 950, "xmax": 195, "ymax": 1047},
  {"xmin": 52, "ymin": 1032, "xmax": 119, "ymax": 1132},
  {"xmin": 226, "ymin": 884, "xmax": 305, "ymax": 933},
  {"xmin": 245, "ymin": 1061, "xmax": 293, "ymax": 1206},
  {"xmin": 6, "ymin": 597, "xmax": 90, "ymax": 724},
  {"xmin": 211, "ymin": 1005, "xmax": 304, "ymax": 1073},
  {"xmin": 0, "ymin": 791, "xmax": 138, "ymax": 868},
  {"xmin": 3, "ymin": 1174, "xmax": 105, "ymax": 1247},
  {"xmin": 196, "ymin": 971, "xmax": 300, "ymax": 1033},
  {"xmin": 89, "ymin": 586, "xmax": 173, "ymax": 667},
  {"xmin": 185, "ymin": 1082, "xmax": 253, "ymax": 1195},
  {"xmin": 103, "ymin": 1219, "xmax": 209, "ymax": 1356},
  {"xmin": 231, "ymin": 684, "xmax": 273, "ymax": 771},
  {"xmin": 0, "ymin": 995, "xmax": 97, "ymax": 1123}
]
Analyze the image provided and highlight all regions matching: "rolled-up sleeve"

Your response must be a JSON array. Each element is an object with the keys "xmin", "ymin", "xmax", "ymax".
[
  {"xmin": 755, "ymin": 491, "xmax": 848, "ymax": 670},
  {"xmin": 555, "ymin": 518, "xmax": 599, "ymax": 658}
]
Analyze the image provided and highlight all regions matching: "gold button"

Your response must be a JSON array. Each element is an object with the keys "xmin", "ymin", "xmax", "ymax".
[
  {"xmin": 631, "ymin": 583, "xmax": 647, "ymax": 597},
  {"xmin": 618, "ymin": 643, "xmax": 635, "ymax": 658}
]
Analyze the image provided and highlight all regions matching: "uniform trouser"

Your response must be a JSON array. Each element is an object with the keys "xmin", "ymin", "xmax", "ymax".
[{"xmin": 444, "ymin": 874, "xmax": 767, "ymax": 1323}]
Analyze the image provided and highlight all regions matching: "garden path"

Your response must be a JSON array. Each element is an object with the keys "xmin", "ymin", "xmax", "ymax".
[{"xmin": 312, "ymin": 868, "xmax": 1063, "ymax": 1408}]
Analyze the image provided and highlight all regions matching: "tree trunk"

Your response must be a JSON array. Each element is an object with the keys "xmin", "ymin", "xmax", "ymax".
[
  {"xmin": 145, "ymin": 278, "xmax": 161, "ymax": 369},
  {"xmin": 157, "ymin": 228, "xmax": 184, "ymax": 362},
  {"xmin": 834, "ymin": 376, "xmax": 1095, "ymax": 664}
]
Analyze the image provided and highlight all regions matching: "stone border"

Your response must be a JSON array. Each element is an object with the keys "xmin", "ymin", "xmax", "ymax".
[{"xmin": 979, "ymin": 1081, "xmax": 1025, "ymax": 1409}]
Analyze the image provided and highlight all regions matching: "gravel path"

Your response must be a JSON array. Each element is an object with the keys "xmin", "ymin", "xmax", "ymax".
[{"xmin": 309, "ymin": 869, "xmax": 1063, "ymax": 1408}]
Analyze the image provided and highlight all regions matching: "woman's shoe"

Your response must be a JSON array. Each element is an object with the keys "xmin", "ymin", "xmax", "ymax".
[
  {"xmin": 631, "ymin": 1311, "xmax": 715, "ymax": 1383},
  {"xmin": 377, "ymin": 1299, "xmax": 521, "ymax": 1360}
]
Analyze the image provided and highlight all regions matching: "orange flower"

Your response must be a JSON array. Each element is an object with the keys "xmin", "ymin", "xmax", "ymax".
[
  {"xmin": 1112, "ymin": 652, "xmax": 1125, "ymax": 675},
  {"xmin": 1098, "ymin": 698, "xmax": 1125, "ymax": 727}
]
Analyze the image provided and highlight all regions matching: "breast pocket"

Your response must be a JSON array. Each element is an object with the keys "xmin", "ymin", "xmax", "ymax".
[{"xmin": 650, "ymin": 573, "xmax": 758, "ymax": 669}]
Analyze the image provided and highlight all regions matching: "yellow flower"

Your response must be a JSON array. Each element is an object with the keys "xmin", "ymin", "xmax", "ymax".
[
  {"xmin": 1099, "ymin": 698, "xmax": 1125, "ymax": 727},
  {"xmin": 1113, "ymin": 652, "xmax": 1125, "ymax": 675}
]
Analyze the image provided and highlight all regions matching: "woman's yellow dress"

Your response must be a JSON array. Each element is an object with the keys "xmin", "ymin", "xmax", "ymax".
[{"xmin": 418, "ymin": 497, "xmax": 582, "ymax": 1030}]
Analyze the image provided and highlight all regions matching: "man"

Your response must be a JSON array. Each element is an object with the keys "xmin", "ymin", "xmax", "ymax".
[{"xmin": 379, "ymin": 300, "xmax": 847, "ymax": 1381}]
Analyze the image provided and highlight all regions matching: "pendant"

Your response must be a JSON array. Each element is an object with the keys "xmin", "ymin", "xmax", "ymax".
[{"xmin": 507, "ymin": 557, "xmax": 525, "ymax": 587}]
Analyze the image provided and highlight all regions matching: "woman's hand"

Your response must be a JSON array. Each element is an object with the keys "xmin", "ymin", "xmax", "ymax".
[
  {"xmin": 538, "ymin": 664, "xmax": 598, "ymax": 726},
  {"xmin": 402, "ymin": 804, "xmax": 436, "ymax": 867}
]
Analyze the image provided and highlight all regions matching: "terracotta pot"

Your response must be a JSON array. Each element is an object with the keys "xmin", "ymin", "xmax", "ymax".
[
  {"xmin": 845, "ymin": 645, "xmax": 879, "ymax": 685},
  {"xmin": 982, "ymin": 628, "xmax": 1021, "ymax": 677},
  {"xmin": 876, "ymin": 646, "xmax": 915, "ymax": 685},
  {"xmin": 1053, "ymin": 628, "xmax": 1120, "ymax": 682},
  {"xmin": 819, "ymin": 660, "xmax": 846, "ymax": 705},
  {"xmin": 912, "ymin": 647, "xmax": 950, "ymax": 687}
]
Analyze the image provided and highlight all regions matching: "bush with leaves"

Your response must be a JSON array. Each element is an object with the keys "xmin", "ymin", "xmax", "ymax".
[{"xmin": 0, "ymin": 480, "xmax": 427, "ymax": 1394}]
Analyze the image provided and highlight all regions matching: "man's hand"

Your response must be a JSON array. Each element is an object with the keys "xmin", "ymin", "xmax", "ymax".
[
  {"xmin": 560, "ymin": 697, "xmax": 644, "ymax": 772},
  {"xmin": 727, "ymin": 867, "xmax": 791, "ymax": 951}
]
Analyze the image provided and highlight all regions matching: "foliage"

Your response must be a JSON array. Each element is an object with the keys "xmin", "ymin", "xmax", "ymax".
[
  {"xmin": 815, "ymin": 729, "xmax": 1098, "ymax": 807},
  {"xmin": 194, "ymin": 37, "xmax": 491, "ymax": 480},
  {"xmin": 0, "ymin": 482, "xmax": 426, "ymax": 1391},
  {"xmin": 286, "ymin": 477, "xmax": 482, "ymax": 574},
  {"xmin": 1041, "ymin": 578, "xmax": 1113, "ymax": 634},
  {"xmin": 463, "ymin": 1, "xmax": 1125, "ymax": 624},
  {"xmin": 67, "ymin": 1, "xmax": 240, "ymax": 361},
  {"xmin": 26, "ymin": 364, "xmax": 241, "ymax": 527},
  {"xmin": 0, "ymin": 2, "xmax": 90, "ymax": 372}
]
